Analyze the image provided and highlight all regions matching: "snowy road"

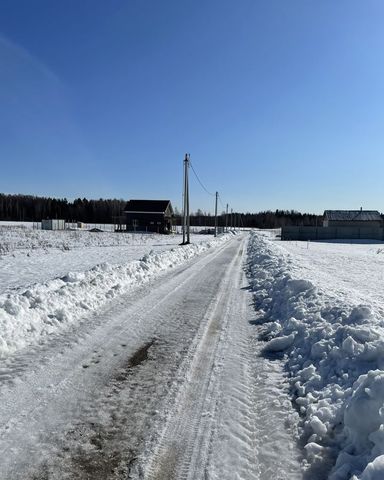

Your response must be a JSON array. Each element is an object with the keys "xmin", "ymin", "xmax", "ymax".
[{"xmin": 0, "ymin": 235, "xmax": 300, "ymax": 479}]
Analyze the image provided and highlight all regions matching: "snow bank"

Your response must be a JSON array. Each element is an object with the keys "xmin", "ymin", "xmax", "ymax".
[
  {"xmin": 247, "ymin": 232, "xmax": 384, "ymax": 479},
  {"xmin": 0, "ymin": 235, "xmax": 230, "ymax": 358},
  {"xmin": 0, "ymin": 232, "xmax": 216, "ymax": 292}
]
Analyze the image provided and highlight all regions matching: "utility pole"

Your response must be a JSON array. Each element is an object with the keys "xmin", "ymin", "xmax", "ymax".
[
  {"xmin": 225, "ymin": 203, "xmax": 228, "ymax": 233},
  {"xmin": 214, "ymin": 191, "xmax": 218, "ymax": 237},
  {"xmin": 230, "ymin": 208, "xmax": 233, "ymax": 230},
  {"xmin": 182, "ymin": 153, "xmax": 190, "ymax": 245}
]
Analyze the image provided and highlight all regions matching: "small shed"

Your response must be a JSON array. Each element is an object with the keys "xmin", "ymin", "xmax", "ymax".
[
  {"xmin": 42, "ymin": 219, "xmax": 66, "ymax": 230},
  {"xmin": 323, "ymin": 210, "xmax": 383, "ymax": 228},
  {"xmin": 124, "ymin": 199, "xmax": 174, "ymax": 234}
]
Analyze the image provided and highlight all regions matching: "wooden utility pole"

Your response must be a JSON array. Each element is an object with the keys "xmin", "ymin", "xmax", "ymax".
[
  {"xmin": 230, "ymin": 208, "xmax": 233, "ymax": 230},
  {"xmin": 225, "ymin": 203, "xmax": 228, "ymax": 233},
  {"xmin": 214, "ymin": 191, "xmax": 218, "ymax": 237},
  {"xmin": 182, "ymin": 153, "xmax": 190, "ymax": 245}
]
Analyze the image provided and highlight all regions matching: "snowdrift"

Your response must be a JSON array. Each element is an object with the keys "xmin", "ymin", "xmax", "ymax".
[
  {"xmin": 247, "ymin": 232, "xmax": 384, "ymax": 480},
  {"xmin": 0, "ymin": 235, "xmax": 230, "ymax": 358}
]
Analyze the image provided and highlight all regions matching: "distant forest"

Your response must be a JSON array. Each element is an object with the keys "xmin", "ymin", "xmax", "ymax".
[
  {"xmin": 0, "ymin": 193, "xmax": 323, "ymax": 228},
  {"xmin": 190, "ymin": 210, "xmax": 323, "ymax": 229},
  {"xmin": 0, "ymin": 194, "xmax": 126, "ymax": 224}
]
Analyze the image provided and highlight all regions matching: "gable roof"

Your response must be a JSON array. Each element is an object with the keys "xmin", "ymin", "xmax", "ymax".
[
  {"xmin": 124, "ymin": 199, "xmax": 173, "ymax": 214},
  {"xmin": 324, "ymin": 210, "xmax": 382, "ymax": 222}
]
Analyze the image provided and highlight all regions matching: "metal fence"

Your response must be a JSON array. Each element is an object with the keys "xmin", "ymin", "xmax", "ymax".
[{"xmin": 281, "ymin": 226, "xmax": 384, "ymax": 241}]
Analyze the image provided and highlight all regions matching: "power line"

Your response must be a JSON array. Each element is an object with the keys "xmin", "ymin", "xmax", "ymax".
[
  {"xmin": 189, "ymin": 162, "xmax": 215, "ymax": 197},
  {"xmin": 187, "ymin": 159, "xmax": 231, "ymax": 223},
  {"xmin": 218, "ymin": 194, "xmax": 226, "ymax": 211}
]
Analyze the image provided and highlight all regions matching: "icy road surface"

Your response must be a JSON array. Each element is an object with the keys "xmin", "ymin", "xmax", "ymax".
[{"xmin": 0, "ymin": 235, "xmax": 300, "ymax": 479}]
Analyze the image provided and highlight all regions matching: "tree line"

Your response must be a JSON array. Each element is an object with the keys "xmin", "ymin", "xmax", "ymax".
[
  {"xmin": 176, "ymin": 209, "xmax": 323, "ymax": 229},
  {"xmin": 0, "ymin": 194, "xmax": 126, "ymax": 224},
  {"xmin": 236, "ymin": 210, "xmax": 323, "ymax": 228},
  {"xmin": 0, "ymin": 193, "xmax": 323, "ymax": 228}
]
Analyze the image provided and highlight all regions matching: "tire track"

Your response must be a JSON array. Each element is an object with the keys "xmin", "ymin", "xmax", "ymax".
[{"xmin": 141, "ymin": 238, "xmax": 245, "ymax": 480}]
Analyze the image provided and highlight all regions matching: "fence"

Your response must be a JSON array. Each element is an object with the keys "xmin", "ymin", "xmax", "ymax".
[{"xmin": 281, "ymin": 226, "xmax": 384, "ymax": 241}]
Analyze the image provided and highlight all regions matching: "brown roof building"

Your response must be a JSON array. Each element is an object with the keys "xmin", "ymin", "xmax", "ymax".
[{"xmin": 124, "ymin": 199, "xmax": 174, "ymax": 234}]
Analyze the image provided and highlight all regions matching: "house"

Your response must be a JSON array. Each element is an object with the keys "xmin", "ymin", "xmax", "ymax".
[
  {"xmin": 124, "ymin": 199, "xmax": 174, "ymax": 234},
  {"xmin": 42, "ymin": 219, "xmax": 66, "ymax": 230},
  {"xmin": 323, "ymin": 210, "xmax": 383, "ymax": 228}
]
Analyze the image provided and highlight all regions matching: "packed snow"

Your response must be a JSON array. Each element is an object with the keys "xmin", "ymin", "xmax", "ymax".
[
  {"xmin": 247, "ymin": 232, "xmax": 384, "ymax": 479},
  {"xmin": 0, "ymin": 225, "xmax": 231, "ymax": 359}
]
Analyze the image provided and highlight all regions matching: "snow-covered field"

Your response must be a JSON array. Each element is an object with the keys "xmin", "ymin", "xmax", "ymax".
[
  {"xmin": 0, "ymin": 227, "xmax": 215, "ymax": 290},
  {"xmin": 247, "ymin": 232, "xmax": 384, "ymax": 479},
  {"xmin": 0, "ymin": 225, "xmax": 229, "ymax": 359}
]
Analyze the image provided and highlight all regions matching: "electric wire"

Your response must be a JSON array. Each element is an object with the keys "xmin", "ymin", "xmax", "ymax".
[
  {"xmin": 188, "ymin": 159, "xmax": 231, "ymax": 221},
  {"xmin": 189, "ymin": 161, "xmax": 215, "ymax": 197},
  {"xmin": 218, "ymin": 194, "xmax": 226, "ymax": 211}
]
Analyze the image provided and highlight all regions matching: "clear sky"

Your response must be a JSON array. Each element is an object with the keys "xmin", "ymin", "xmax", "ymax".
[{"xmin": 1, "ymin": 0, "xmax": 384, "ymax": 214}]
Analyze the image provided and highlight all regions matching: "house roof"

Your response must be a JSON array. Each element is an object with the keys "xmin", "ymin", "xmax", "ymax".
[
  {"xmin": 124, "ymin": 199, "xmax": 173, "ymax": 214},
  {"xmin": 324, "ymin": 210, "xmax": 382, "ymax": 222}
]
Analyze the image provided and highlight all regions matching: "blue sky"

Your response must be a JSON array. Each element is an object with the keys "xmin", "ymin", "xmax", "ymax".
[{"xmin": 1, "ymin": 0, "xmax": 384, "ymax": 214}]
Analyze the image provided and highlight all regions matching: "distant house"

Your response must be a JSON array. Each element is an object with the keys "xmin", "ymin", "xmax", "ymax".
[
  {"xmin": 124, "ymin": 199, "xmax": 174, "ymax": 234},
  {"xmin": 42, "ymin": 219, "xmax": 66, "ymax": 230},
  {"xmin": 323, "ymin": 210, "xmax": 383, "ymax": 228}
]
